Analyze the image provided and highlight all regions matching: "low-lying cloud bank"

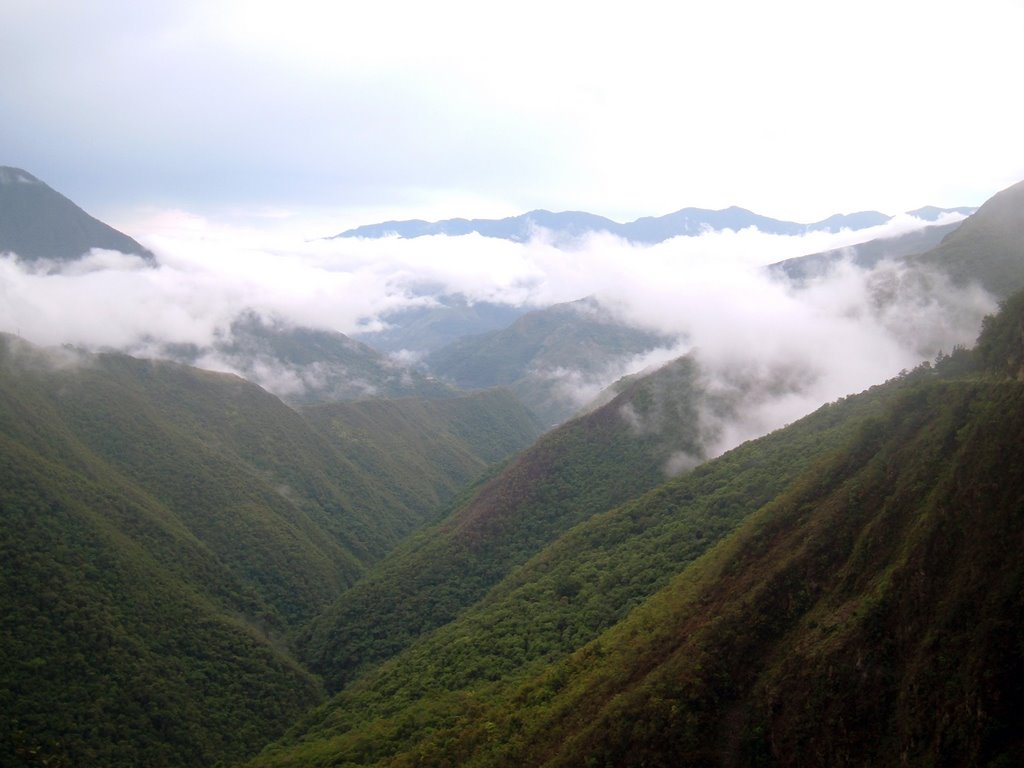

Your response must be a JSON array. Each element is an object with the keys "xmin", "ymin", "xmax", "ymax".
[{"xmin": 0, "ymin": 210, "xmax": 993, "ymax": 455}]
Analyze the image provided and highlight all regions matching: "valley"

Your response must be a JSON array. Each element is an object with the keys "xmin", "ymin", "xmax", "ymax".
[{"xmin": 2, "ymin": 168, "xmax": 1023, "ymax": 766}]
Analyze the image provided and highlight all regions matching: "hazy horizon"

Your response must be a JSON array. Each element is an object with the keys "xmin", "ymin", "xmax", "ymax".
[{"xmin": 4, "ymin": 0, "xmax": 1022, "ymax": 232}]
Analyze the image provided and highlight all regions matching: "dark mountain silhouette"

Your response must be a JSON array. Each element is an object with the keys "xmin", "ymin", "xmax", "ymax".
[{"xmin": 0, "ymin": 166, "xmax": 153, "ymax": 262}]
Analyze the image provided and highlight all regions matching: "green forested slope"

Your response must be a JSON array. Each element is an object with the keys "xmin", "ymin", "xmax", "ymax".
[
  {"xmin": 456, "ymin": 377, "xmax": 1024, "ymax": 768},
  {"xmin": 302, "ymin": 390, "xmax": 544, "ymax": 520},
  {"xmin": 297, "ymin": 357, "xmax": 705, "ymax": 691},
  {"xmin": 248, "ymin": 359, "xmax": 904, "ymax": 767},
  {"xmin": 0, "ymin": 337, "xmax": 541, "ymax": 766},
  {"xmin": 250, "ymin": 295, "xmax": 1024, "ymax": 768},
  {"xmin": 0, "ymin": 437, "xmax": 322, "ymax": 767}
]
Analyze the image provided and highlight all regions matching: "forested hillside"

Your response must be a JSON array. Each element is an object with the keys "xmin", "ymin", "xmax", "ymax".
[
  {"xmin": 421, "ymin": 374, "xmax": 1024, "ymax": 767},
  {"xmin": 246, "ymin": 354, "xmax": 905, "ymax": 766},
  {"xmin": 248, "ymin": 287, "xmax": 1024, "ymax": 768},
  {"xmin": 5, "ymin": 171, "xmax": 1024, "ymax": 768},
  {"xmin": 0, "ymin": 338, "xmax": 541, "ymax": 766},
  {"xmin": 297, "ymin": 356, "xmax": 706, "ymax": 691}
]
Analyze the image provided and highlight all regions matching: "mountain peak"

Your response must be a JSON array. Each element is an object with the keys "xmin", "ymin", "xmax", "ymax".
[
  {"xmin": 0, "ymin": 165, "xmax": 153, "ymax": 263},
  {"xmin": 0, "ymin": 166, "xmax": 42, "ymax": 186}
]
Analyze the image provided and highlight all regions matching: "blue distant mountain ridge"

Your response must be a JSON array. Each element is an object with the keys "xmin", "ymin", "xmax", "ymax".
[{"xmin": 331, "ymin": 205, "xmax": 975, "ymax": 244}]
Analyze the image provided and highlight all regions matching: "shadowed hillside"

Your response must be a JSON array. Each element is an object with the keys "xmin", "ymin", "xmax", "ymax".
[
  {"xmin": 910, "ymin": 179, "xmax": 1024, "ymax": 298},
  {"xmin": 464, "ymin": 376, "xmax": 1024, "ymax": 768},
  {"xmin": 0, "ymin": 166, "xmax": 152, "ymax": 262},
  {"xmin": 297, "ymin": 356, "xmax": 706, "ymax": 692},
  {"xmin": 0, "ymin": 337, "xmax": 541, "ymax": 766},
  {"xmin": 425, "ymin": 297, "xmax": 676, "ymax": 424}
]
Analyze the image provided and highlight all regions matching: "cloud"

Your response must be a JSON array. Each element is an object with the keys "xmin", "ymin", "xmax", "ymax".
[{"xmin": 0, "ymin": 211, "xmax": 997, "ymax": 455}]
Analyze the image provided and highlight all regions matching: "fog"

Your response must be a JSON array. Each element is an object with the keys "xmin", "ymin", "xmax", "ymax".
[{"xmin": 0, "ymin": 210, "xmax": 994, "ymax": 455}]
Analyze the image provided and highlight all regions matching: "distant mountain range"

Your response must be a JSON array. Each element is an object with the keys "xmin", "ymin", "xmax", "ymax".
[
  {"xmin": 0, "ymin": 165, "xmax": 152, "ymax": 262},
  {"xmin": 331, "ymin": 204, "xmax": 976, "ymax": 245}
]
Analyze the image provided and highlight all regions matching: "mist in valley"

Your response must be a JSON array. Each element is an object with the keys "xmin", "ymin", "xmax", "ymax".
[{"xmin": 0, "ymin": 208, "xmax": 993, "ymax": 458}]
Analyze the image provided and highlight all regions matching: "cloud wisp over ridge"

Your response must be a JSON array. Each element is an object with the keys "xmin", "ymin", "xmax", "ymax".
[{"xmin": 0, "ymin": 211, "xmax": 993, "ymax": 455}]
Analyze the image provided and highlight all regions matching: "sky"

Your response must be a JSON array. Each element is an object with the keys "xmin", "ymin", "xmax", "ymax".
[
  {"xmin": 0, "ymin": 0, "xmax": 1017, "ymax": 455},
  {"xmin": 3, "ymin": 0, "xmax": 1024, "ymax": 234}
]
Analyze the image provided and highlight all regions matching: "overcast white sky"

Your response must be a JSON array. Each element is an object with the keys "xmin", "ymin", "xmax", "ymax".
[{"xmin": 3, "ymin": 0, "xmax": 1023, "ymax": 235}]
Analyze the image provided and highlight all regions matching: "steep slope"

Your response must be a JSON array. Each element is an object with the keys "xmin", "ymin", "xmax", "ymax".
[
  {"xmin": 296, "ymin": 356, "xmax": 706, "ymax": 692},
  {"xmin": 0, "ymin": 440, "xmax": 323, "ymax": 767},
  {"xmin": 0, "ymin": 166, "xmax": 152, "ymax": 262},
  {"xmin": 769, "ymin": 220, "xmax": 962, "ymax": 282},
  {"xmin": 249, "ymin": 292, "xmax": 1024, "ymax": 768},
  {"xmin": 302, "ymin": 390, "xmax": 544, "ymax": 518},
  {"xmin": 247, "ymin": 353, "xmax": 901, "ymax": 767},
  {"xmin": 909, "ymin": 178, "xmax": 1024, "ymax": 298},
  {"xmin": 0, "ymin": 340, "xmax": 364, "ymax": 625},
  {"xmin": 0, "ymin": 337, "xmax": 541, "ymax": 766},
  {"xmin": 426, "ymin": 297, "xmax": 677, "ymax": 424},
  {"xmin": 261, "ymin": 298, "xmax": 1024, "ymax": 768},
  {"xmin": 462, "ymin": 377, "xmax": 1024, "ymax": 768}
]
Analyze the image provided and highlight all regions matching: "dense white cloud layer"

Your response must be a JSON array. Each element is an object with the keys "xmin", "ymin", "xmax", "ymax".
[{"xmin": 0, "ymin": 212, "xmax": 995, "ymax": 456}]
